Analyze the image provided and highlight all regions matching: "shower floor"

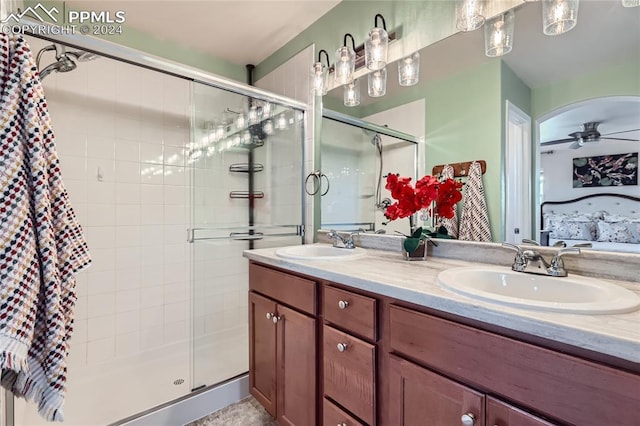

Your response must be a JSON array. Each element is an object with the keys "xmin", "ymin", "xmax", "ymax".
[{"xmin": 188, "ymin": 396, "xmax": 278, "ymax": 426}]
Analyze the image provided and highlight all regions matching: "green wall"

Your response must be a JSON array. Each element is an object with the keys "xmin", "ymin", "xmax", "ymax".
[{"xmin": 23, "ymin": 0, "xmax": 245, "ymax": 80}]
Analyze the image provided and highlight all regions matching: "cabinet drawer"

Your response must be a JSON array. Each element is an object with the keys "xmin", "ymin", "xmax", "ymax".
[
  {"xmin": 323, "ymin": 325, "xmax": 375, "ymax": 425},
  {"xmin": 249, "ymin": 262, "xmax": 316, "ymax": 315},
  {"xmin": 323, "ymin": 398, "xmax": 365, "ymax": 426},
  {"xmin": 487, "ymin": 397, "xmax": 558, "ymax": 426},
  {"xmin": 389, "ymin": 305, "xmax": 640, "ymax": 426},
  {"xmin": 324, "ymin": 285, "xmax": 377, "ymax": 341}
]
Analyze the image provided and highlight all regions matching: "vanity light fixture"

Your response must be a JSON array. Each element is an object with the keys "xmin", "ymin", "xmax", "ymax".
[
  {"xmin": 368, "ymin": 68, "xmax": 387, "ymax": 97},
  {"xmin": 455, "ymin": 0, "xmax": 486, "ymax": 32},
  {"xmin": 365, "ymin": 14, "xmax": 389, "ymax": 71},
  {"xmin": 622, "ymin": 0, "xmax": 640, "ymax": 6},
  {"xmin": 542, "ymin": 0, "xmax": 579, "ymax": 36},
  {"xmin": 311, "ymin": 49, "xmax": 330, "ymax": 96},
  {"xmin": 343, "ymin": 78, "xmax": 361, "ymax": 107},
  {"xmin": 484, "ymin": 10, "xmax": 515, "ymax": 57},
  {"xmin": 335, "ymin": 33, "xmax": 356, "ymax": 85},
  {"xmin": 398, "ymin": 51, "xmax": 420, "ymax": 86},
  {"xmin": 275, "ymin": 113, "xmax": 288, "ymax": 130}
]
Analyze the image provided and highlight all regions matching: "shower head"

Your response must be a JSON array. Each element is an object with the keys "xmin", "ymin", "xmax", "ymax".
[{"xmin": 36, "ymin": 44, "xmax": 99, "ymax": 80}]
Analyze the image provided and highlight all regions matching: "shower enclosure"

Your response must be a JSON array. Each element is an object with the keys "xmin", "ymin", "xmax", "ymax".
[
  {"xmin": 8, "ymin": 34, "xmax": 305, "ymax": 426},
  {"xmin": 320, "ymin": 111, "xmax": 418, "ymax": 235}
]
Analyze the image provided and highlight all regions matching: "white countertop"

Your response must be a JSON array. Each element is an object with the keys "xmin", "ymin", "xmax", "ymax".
[{"xmin": 244, "ymin": 244, "xmax": 640, "ymax": 364}]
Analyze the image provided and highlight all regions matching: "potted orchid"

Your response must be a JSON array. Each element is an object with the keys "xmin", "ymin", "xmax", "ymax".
[{"xmin": 383, "ymin": 173, "xmax": 463, "ymax": 259}]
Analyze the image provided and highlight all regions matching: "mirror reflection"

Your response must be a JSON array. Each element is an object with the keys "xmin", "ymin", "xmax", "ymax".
[{"xmin": 323, "ymin": 0, "xmax": 640, "ymax": 253}]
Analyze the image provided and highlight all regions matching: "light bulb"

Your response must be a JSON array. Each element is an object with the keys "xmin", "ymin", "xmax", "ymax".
[
  {"xmin": 343, "ymin": 79, "xmax": 360, "ymax": 107},
  {"xmin": 398, "ymin": 52, "xmax": 420, "ymax": 86},
  {"xmin": 368, "ymin": 68, "xmax": 387, "ymax": 97}
]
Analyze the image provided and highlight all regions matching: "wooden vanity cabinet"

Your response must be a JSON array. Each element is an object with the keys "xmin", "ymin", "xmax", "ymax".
[{"xmin": 249, "ymin": 263, "xmax": 318, "ymax": 426}]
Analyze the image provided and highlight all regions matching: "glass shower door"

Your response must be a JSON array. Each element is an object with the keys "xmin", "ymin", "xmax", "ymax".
[{"xmin": 189, "ymin": 82, "xmax": 304, "ymax": 390}]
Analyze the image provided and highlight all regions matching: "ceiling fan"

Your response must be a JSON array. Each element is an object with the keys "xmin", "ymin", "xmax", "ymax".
[{"xmin": 541, "ymin": 121, "xmax": 640, "ymax": 149}]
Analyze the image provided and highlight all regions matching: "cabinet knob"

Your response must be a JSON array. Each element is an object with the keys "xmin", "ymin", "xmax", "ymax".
[
  {"xmin": 266, "ymin": 312, "xmax": 273, "ymax": 320},
  {"xmin": 461, "ymin": 413, "xmax": 476, "ymax": 426},
  {"xmin": 338, "ymin": 423, "xmax": 347, "ymax": 426},
  {"xmin": 338, "ymin": 300, "xmax": 349, "ymax": 309},
  {"xmin": 272, "ymin": 315, "xmax": 281, "ymax": 324},
  {"xmin": 337, "ymin": 342, "xmax": 348, "ymax": 352}
]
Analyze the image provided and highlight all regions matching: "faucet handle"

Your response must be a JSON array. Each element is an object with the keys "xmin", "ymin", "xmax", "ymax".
[
  {"xmin": 521, "ymin": 238, "xmax": 540, "ymax": 246},
  {"xmin": 502, "ymin": 242, "xmax": 527, "ymax": 272},
  {"xmin": 549, "ymin": 248, "xmax": 580, "ymax": 277}
]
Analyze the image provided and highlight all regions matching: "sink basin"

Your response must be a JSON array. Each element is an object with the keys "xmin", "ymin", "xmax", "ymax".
[
  {"xmin": 437, "ymin": 266, "xmax": 640, "ymax": 314},
  {"xmin": 275, "ymin": 245, "xmax": 366, "ymax": 261}
]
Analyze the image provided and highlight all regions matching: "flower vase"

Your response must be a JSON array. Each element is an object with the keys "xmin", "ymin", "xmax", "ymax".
[{"xmin": 402, "ymin": 239, "xmax": 428, "ymax": 261}]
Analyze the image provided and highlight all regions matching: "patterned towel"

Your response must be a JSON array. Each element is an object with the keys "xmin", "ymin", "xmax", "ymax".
[
  {"xmin": 438, "ymin": 165, "xmax": 459, "ymax": 238},
  {"xmin": 0, "ymin": 34, "xmax": 91, "ymax": 421},
  {"xmin": 458, "ymin": 161, "xmax": 492, "ymax": 242}
]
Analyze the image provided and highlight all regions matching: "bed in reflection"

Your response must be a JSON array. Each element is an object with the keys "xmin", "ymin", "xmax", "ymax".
[{"xmin": 541, "ymin": 194, "xmax": 640, "ymax": 254}]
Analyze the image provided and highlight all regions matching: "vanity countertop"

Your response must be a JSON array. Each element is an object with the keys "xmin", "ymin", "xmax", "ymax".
[{"xmin": 244, "ymin": 244, "xmax": 640, "ymax": 364}]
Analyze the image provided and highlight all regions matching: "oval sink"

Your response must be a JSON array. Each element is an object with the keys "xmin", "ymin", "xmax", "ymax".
[
  {"xmin": 275, "ymin": 245, "xmax": 366, "ymax": 261},
  {"xmin": 437, "ymin": 266, "xmax": 640, "ymax": 314}
]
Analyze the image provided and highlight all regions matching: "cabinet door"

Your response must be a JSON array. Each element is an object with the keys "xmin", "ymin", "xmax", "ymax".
[
  {"xmin": 389, "ymin": 354, "xmax": 485, "ymax": 426},
  {"xmin": 487, "ymin": 397, "xmax": 558, "ymax": 426},
  {"xmin": 249, "ymin": 292, "xmax": 277, "ymax": 417},
  {"xmin": 277, "ymin": 304, "xmax": 317, "ymax": 426}
]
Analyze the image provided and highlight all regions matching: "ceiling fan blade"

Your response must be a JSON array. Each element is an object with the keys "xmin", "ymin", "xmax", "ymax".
[
  {"xmin": 541, "ymin": 138, "xmax": 576, "ymax": 146},
  {"xmin": 600, "ymin": 137, "xmax": 639, "ymax": 142},
  {"xmin": 569, "ymin": 141, "xmax": 582, "ymax": 149},
  {"xmin": 601, "ymin": 128, "xmax": 640, "ymax": 137}
]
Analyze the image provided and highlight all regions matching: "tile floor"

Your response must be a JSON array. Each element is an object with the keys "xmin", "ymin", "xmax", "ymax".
[{"xmin": 188, "ymin": 396, "xmax": 278, "ymax": 426}]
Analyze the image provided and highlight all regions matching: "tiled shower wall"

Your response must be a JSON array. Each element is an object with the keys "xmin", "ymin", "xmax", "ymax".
[{"xmin": 16, "ymin": 36, "xmax": 192, "ymax": 426}]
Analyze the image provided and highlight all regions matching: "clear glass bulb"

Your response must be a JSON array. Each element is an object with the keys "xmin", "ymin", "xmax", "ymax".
[
  {"xmin": 542, "ymin": 0, "xmax": 578, "ymax": 36},
  {"xmin": 334, "ymin": 45, "xmax": 355, "ymax": 85},
  {"xmin": 622, "ymin": 0, "xmax": 640, "ymax": 7},
  {"xmin": 368, "ymin": 68, "xmax": 387, "ymax": 97},
  {"xmin": 365, "ymin": 27, "xmax": 388, "ymax": 70},
  {"xmin": 456, "ymin": 0, "xmax": 486, "ymax": 32},
  {"xmin": 343, "ymin": 79, "xmax": 360, "ymax": 107},
  {"xmin": 398, "ymin": 52, "xmax": 420, "ymax": 86},
  {"xmin": 485, "ymin": 10, "xmax": 514, "ymax": 57},
  {"xmin": 311, "ymin": 62, "xmax": 328, "ymax": 96}
]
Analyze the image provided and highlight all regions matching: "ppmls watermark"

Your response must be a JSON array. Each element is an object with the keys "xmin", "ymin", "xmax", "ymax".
[{"xmin": 1, "ymin": 2, "xmax": 126, "ymax": 36}]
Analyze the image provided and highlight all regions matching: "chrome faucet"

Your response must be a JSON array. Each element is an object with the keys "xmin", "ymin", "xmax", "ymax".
[
  {"xmin": 501, "ymin": 242, "xmax": 580, "ymax": 277},
  {"xmin": 327, "ymin": 230, "xmax": 358, "ymax": 249}
]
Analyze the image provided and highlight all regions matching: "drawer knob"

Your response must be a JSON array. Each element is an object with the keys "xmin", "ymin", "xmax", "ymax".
[
  {"xmin": 338, "ymin": 423, "xmax": 347, "ymax": 426},
  {"xmin": 338, "ymin": 300, "xmax": 349, "ymax": 309},
  {"xmin": 461, "ymin": 413, "xmax": 476, "ymax": 426},
  {"xmin": 272, "ymin": 315, "xmax": 281, "ymax": 324},
  {"xmin": 266, "ymin": 312, "xmax": 273, "ymax": 320},
  {"xmin": 337, "ymin": 342, "xmax": 348, "ymax": 352}
]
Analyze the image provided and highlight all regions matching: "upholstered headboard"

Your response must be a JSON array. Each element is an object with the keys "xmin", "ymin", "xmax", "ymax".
[{"xmin": 541, "ymin": 193, "xmax": 640, "ymax": 225}]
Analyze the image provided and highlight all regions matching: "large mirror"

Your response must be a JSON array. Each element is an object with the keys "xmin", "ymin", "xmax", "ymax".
[{"xmin": 323, "ymin": 0, "xmax": 640, "ymax": 253}]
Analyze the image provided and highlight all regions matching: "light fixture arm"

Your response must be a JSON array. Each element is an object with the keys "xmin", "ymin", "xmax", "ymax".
[
  {"xmin": 343, "ymin": 33, "xmax": 356, "ymax": 50},
  {"xmin": 374, "ymin": 13, "xmax": 387, "ymax": 30},
  {"xmin": 317, "ymin": 49, "xmax": 330, "ymax": 68}
]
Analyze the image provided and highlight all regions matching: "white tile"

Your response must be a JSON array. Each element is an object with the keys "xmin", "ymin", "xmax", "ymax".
[
  {"xmin": 115, "ymin": 268, "xmax": 141, "ymax": 291},
  {"xmin": 59, "ymin": 155, "xmax": 87, "ymax": 180},
  {"xmin": 163, "ymin": 225, "xmax": 185, "ymax": 244},
  {"xmin": 163, "ymin": 165, "xmax": 186, "ymax": 186},
  {"xmin": 115, "ymin": 289, "xmax": 141, "ymax": 313},
  {"xmin": 68, "ymin": 341, "xmax": 87, "ymax": 366},
  {"xmin": 141, "ymin": 184, "xmax": 164, "ymax": 205},
  {"xmin": 140, "ymin": 118, "xmax": 165, "ymax": 145},
  {"xmin": 114, "ymin": 161, "xmax": 140, "ymax": 183},
  {"xmin": 140, "ymin": 326, "xmax": 163, "ymax": 350},
  {"xmin": 141, "ymin": 306, "xmax": 164, "ymax": 329},
  {"xmin": 163, "ymin": 144, "xmax": 185, "ymax": 166},
  {"xmin": 115, "ymin": 116, "xmax": 141, "ymax": 141},
  {"xmin": 72, "ymin": 318, "xmax": 88, "ymax": 343},
  {"xmin": 164, "ymin": 244, "xmax": 186, "ymax": 264},
  {"xmin": 87, "ymin": 181, "xmax": 115, "ymax": 204},
  {"xmin": 163, "ymin": 265, "xmax": 187, "ymax": 287},
  {"xmin": 88, "ymin": 315, "xmax": 115, "ymax": 341},
  {"xmin": 55, "ymin": 134, "xmax": 87, "ymax": 158},
  {"xmin": 86, "ymin": 204, "xmax": 115, "ymax": 227},
  {"xmin": 164, "ymin": 301, "xmax": 187, "ymax": 323},
  {"xmin": 116, "ymin": 204, "xmax": 141, "ymax": 226},
  {"xmin": 87, "ymin": 137, "xmax": 115, "ymax": 159},
  {"xmin": 140, "ymin": 165, "xmax": 164, "ymax": 185},
  {"xmin": 141, "ymin": 204, "xmax": 164, "ymax": 225},
  {"xmin": 164, "ymin": 321, "xmax": 187, "ymax": 344},
  {"xmin": 116, "ymin": 226, "xmax": 141, "ymax": 247},
  {"xmin": 115, "ymin": 310, "xmax": 141, "ymax": 334},
  {"xmin": 87, "ymin": 269, "xmax": 116, "ymax": 295},
  {"xmin": 86, "ymin": 226, "xmax": 116, "ymax": 249},
  {"xmin": 74, "ymin": 271, "xmax": 89, "ymax": 297},
  {"xmin": 75, "ymin": 295, "xmax": 88, "ymax": 320},
  {"xmin": 141, "ymin": 266, "xmax": 164, "ymax": 288},
  {"xmin": 115, "ymin": 247, "xmax": 142, "ymax": 270},
  {"xmin": 87, "ymin": 293, "xmax": 115, "ymax": 318},
  {"xmin": 85, "ymin": 109, "xmax": 115, "ymax": 138},
  {"xmin": 140, "ymin": 225, "xmax": 164, "ymax": 246},
  {"xmin": 164, "ymin": 281, "xmax": 189, "ymax": 303},
  {"xmin": 140, "ymin": 142, "xmax": 164, "ymax": 165},
  {"xmin": 86, "ymin": 247, "xmax": 115, "ymax": 272},
  {"xmin": 141, "ymin": 286, "xmax": 164, "ymax": 308},
  {"xmin": 87, "ymin": 337, "xmax": 115, "ymax": 364},
  {"xmin": 164, "ymin": 185, "xmax": 186, "ymax": 205},
  {"xmin": 64, "ymin": 179, "xmax": 88, "ymax": 206},
  {"xmin": 164, "ymin": 205, "xmax": 186, "ymax": 224},
  {"xmin": 115, "ymin": 183, "xmax": 141, "ymax": 204},
  {"xmin": 114, "ymin": 139, "xmax": 140, "ymax": 162},
  {"xmin": 141, "ymin": 245, "xmax": 164, "ymax": 266},
  {"xmin": 116, "ymin": 331, "xmax": 141, "ymax": 358}
]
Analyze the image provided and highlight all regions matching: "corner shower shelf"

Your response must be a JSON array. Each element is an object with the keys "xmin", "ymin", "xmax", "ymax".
[
  {"xmin": 229, "ymin": 163, "xmax": 264, "ymax": 173},
  {"xmin": 229, "ymin": 190, "xmax": 265, "ymax": 199}
]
